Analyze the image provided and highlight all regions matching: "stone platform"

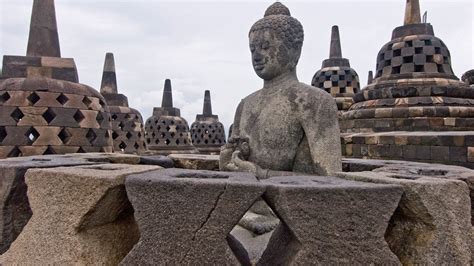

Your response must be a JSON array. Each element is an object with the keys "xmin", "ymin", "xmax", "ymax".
[
  {"xmin": 342, "ymin": 131, "xmax": 474, "ymax": 168},
  {"xmin": 0, "ymin": 153, "xmax": 471, "ymax": 264}
]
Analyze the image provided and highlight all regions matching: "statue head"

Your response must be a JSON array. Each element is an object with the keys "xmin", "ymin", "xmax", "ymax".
[{"xmin": 249, "ymin": 2, "xmax": 304, "ymax": 80}]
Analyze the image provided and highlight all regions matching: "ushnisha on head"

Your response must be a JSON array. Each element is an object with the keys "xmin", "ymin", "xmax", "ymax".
[{"xmin": 249, "ymin": 2, "xmax": 304, "ymax": 80}]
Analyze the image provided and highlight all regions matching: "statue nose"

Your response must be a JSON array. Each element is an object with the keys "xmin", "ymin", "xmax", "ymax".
[{"xmin": 253, "ymin": 52, "xmax": 264, "ymax": 63}]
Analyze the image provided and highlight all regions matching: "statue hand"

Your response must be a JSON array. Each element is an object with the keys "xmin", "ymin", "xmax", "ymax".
[
  {"xmin": 219, "ymin": 143, "xmax": 236, "ymax": 171},
  {"xmin": 231, "ymin": 150, "xmax": 258, "ymax": 173}
]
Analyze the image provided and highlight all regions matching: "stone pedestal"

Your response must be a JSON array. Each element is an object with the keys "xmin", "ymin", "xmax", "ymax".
[
  {"xmin": 0, "ymin": 163, "xmax": 160, "ymax": 264},
  {"xmin": 122, "ymin": 169, "xmax": 266, "ymax": 265}
]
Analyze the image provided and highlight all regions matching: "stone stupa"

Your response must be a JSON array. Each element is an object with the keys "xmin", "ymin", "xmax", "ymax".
[
  {"xmin": 190, "ymin": 90, "xmax": 226, "ymax": 154},
  {"xmin": 0, "ymin": 0, "xmax": 113, "ymax": 158},
  {"xmin": 144, "ymin": 79, "xmax": 198, "ymax": 154},
  {"xmin": 311, "ymin": 26, "xmax": 360, "ymax": 114},
  {"xmin": 100, "ymin": 53, "xmax": 146, "ymax": 154},
  {"xmin": 462, "ymin": 70, "xmax": 474, "ymax": 87},
  {"xmin": 340, "ymin": 0, "xmax": 474, "ymax": 167}
]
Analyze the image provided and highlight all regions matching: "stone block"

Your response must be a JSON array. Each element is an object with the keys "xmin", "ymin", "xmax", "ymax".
[
  {"xmin": 139, "ymin": 155, "xmax": 174, "ymax": 168},
  {"xmin": 0, "ymin": 163, "xmax": 160, "ymax": 264},
  {"xmin": 258, "ymin": 175, "xmax": 402, "ymax": 265},
  {"xmin": 122, "ymin": 169, "xmax": 266, "ymax": 265},
  {"xmin": 169, "ymin": 154, "xmax": 220, "ymax": 170},
  {"xmin": 338, "ymin": 171, "xmax": 472, "ymax": 265},
  {"xmin": 431, "ymin": 146, "xmax": 450, "ymax": 162},
  {"xmin": 0, "ymin": 154, "xmax": 103, "ymax": 254}
]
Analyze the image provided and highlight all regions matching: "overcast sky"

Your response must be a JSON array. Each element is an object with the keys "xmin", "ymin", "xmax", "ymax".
[{"xmin": 1, "ymin": 0, "xmax": 473, "ymax": 133}]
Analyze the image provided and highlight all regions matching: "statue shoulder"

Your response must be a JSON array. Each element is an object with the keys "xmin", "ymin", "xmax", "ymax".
[{"xmin": 294, "ymin": 82, "xmax": 335, "ymax": 104}]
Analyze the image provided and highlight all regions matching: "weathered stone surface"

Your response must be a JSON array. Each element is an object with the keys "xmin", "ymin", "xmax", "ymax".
[
  {"xmin": 139, "ymin": 155, "xmax": 174, "ymax": 168},
  {"xmin": 169, "ymin": 153, "xmax": 219, "ymax": 170},
  {"xmin": 0, "ymin": 154, "xmax": 101, "ymax": 254},
  {"xmin": 67, "ymin": 152, "xmax": 141, "ymax": 164},
  {"xmin": 0, "ymin": 163, "xmax": 160, "ymax": 264},
  {"xmin": 122, "ymin": 168, "xmax": 266, "ymax": 265},
  {"xmin": 221, "ymin": 2, "xmax": 341, "ymax": 178},
  {"xmin": 230, "ymin": 225, "xmax": 274, "ymax": 264},
  {"xmin": 257, "ymin": 175, "xmax": 403, "ymax": 265},
  {"xmin": 338, "ymin": 166, "xmax": 472, "ymax": 265}
]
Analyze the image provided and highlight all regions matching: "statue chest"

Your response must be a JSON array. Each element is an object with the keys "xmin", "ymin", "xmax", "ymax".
[{"xmin": 239, "ymin": 96, "xmax": 303, "ymax": 149}]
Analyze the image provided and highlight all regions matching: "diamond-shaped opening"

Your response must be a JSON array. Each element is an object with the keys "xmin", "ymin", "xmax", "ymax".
[
  {"xmin": 11, "ymin": 108, "xmax": 24, "ymax": 122},
  {"xmin": 82, "ymin": 96, "xmax": 92, "ymax": 107},
  {"xmin": 165, "ymin": 139, "xmax": 170, "ymax": 145},
  {"xmin": 96, "ymin": 112, "xmax": 104, "ymax": 124},
  {"xmin": 111, "ymin": 114, "xmax": 118, "ymax": 121},
  {"xmin": 118, "ymin": 122, "xmax": 124, "ymax": 130},
  {"xmin": 176, "ymin": 139, "xmax": 180, "ymax": 145},
  {"xmin": 86, "ymin": 129, "xmax": 97, "ymax": 144},
  {"xmin": 134, "ymin": 142, "xmax": 139, "ymax": 149},
  {"xmin": 126, "ymin": 132, "xmax": 133, "ymax": 139},
  {"xmin": 73, "ymin": 110, "xmax": 85, "ymax": 123},
  {"xmin": 119, "ymin": 141, "xmax": 127, "ymax": 151},
  {"xmin": 43, "ymin": 146, "xmax": 56, "ymax": 155},
  {"xmin": 228, "ymin": 198, "xmax": 302, "ymax": 265},
  {"xmin": 0, "ymin": 127, "xmax": 6, "ymax": 143},
  {"xmin": 7, "ymin": 146, "xmax": 22, "ymax": 157},
  {"xmin": 0, "ymin": 92, "xmax": 11, "ymax": 104},
  {"xmin": 112, "ymin": 131, "xmax": 119, "ymax": 140},
  {"xmin": 27, "ymin": 92, "xmax": 40, "ymax": 105},
  {"xmin": 56, "ymin": 93, "xmax": 69, "ymax": 105},
  {"xmin": 25, "ymin": 127, "xmax": 40, "ymax": 144},
  {"xmin": 77, "ymin": 147, "xmax": 86, "ymax": 153},
  {"xmin": 58, "ymin": 128, "xmax": 71, "ymax": 144},
  {"xmin": 42, "ymin": 108, "xmax": 56, "ymax": 124}
]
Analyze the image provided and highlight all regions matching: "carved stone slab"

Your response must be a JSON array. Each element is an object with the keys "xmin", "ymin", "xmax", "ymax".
[
  {"xmin": 0, "ymin": 163, "xmax": 160, "ymax": 264},
  {"xmin": 258, "ymin": 175, "xmax": 403, "ymax": 265},
  {"xmin": 122, "ymin": 169, "xmax": 266, "ymax": 265}
]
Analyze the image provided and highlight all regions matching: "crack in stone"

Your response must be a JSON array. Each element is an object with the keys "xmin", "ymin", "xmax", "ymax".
[{"xmin": 180, "ymin": 183, "xmax": 228, "ymax": 263}]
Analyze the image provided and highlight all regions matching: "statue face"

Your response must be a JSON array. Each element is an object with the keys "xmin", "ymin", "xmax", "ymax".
[{"xmin": 249, "ymin": 29, "xmax": 295, "ymax": 80}]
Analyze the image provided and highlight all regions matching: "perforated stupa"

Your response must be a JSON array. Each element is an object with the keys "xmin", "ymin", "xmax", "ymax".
[
  {"xmin": 190, "ymin": 90, "xmax": 226, "ymax": 154},
  {"xmin": 144, "ymin": 79, "xmax": 197, "ymax": 154},
  {"xmin": 0, "ymin": 0, "xmax": 113, "ymax": 158},
  {"xmin": 100, "ymin": 53, "xmax": 146, "ymax": 154},
  {"xmin": 311, "ymin": 26, "xmax": 360, "ymax": 114}
]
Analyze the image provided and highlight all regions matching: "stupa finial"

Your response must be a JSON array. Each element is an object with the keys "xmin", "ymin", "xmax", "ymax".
[
  {"xmin": 329, "ymin": 25, "xmax": 342, "ymax": 59},
  {"xmin": 162, "ymin": 79, "xmax": 173, "ymax": 108},
  {"xmin": 203, "ymin": 90, "xmax": 212, "ymax": 116},
  {"xmin": 368, "ymin": 71, "xmax": 374, "ymax": 84},
  {"xmin": 404, "ymin": 0, "xmax": 421, "ymax": 25},
  {"xmin": 100, "ymin": 53, "xmax": 118, "ymax": 94},
  {"xmin": 26, "ymin": 0, "xmax": 61, "ymax": 57}
]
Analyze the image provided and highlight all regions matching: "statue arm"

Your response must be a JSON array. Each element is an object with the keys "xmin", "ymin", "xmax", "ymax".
[
  {"xmin": 299, "ymin": 94, "xmax": 342, "ymax": 175},
  {"xmin": 219, "ymin": 100, "xmax": 244, "ymax": 171}
]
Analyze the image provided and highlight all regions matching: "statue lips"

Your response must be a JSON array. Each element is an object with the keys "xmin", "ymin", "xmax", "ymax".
[{"xmin": 253, "ymin": 62, "xmax": 266, "ymax": 71}]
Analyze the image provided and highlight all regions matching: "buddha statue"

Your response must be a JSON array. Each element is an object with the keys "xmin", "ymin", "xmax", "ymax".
[{"xmin": 220, "ymin": 2, "xmax": 342, "ymax": 178}]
